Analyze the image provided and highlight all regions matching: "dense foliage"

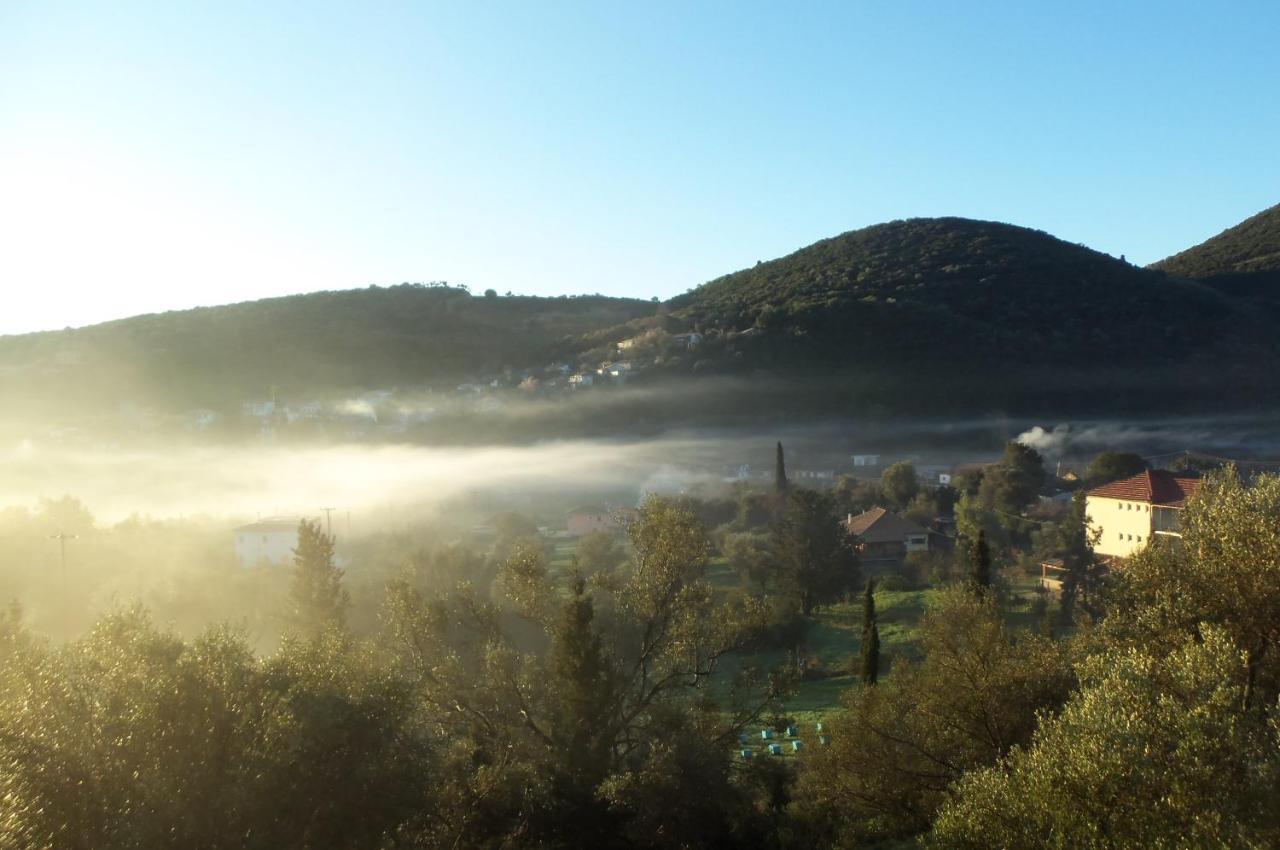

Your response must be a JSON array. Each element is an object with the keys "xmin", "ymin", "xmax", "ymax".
[
  {"xmin": 797, "ymin": 586, "xmax": 1074, "ymax": 844},
  {"xmin": 4, "ymin": 469, "xmax": 1280, "ymax": 848},
  {"xmin": 933, "ymin": 469, "xmax": 1280, "ymax": 847}
]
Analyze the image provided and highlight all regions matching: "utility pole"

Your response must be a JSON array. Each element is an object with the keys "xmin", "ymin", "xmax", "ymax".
[
  {"xmin": 320, "ymin": 507, "xmax": 336, "ymax": 538},
  {"xmin": 48, "ymin": 533, "xmax": 77, "ymax": 581}
]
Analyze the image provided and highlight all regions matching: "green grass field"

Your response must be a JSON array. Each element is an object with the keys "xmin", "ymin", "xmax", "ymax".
[
  {"xmin": 764, "ymin": 576, "xmax": 1046, "ymax": 724},
  {"xmin": 553, "ymin": 534, "xmax": 1048, "ymax": 734}
]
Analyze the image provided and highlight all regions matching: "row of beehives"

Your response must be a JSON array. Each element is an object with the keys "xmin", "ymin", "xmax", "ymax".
[{"xmin": 738, "ymin": 721, "xmax": 829, "ymax": 758}]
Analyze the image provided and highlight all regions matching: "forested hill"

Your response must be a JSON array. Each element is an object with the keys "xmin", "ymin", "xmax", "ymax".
[
  {"xmin": 1153, "ymin": 203, "xmax": 1280, "ymax": 278},
  {"xmin": 667, "ymin": 217, "xmax": 1271, "ymax": 371},
  {"xmin": 0, "ymin": 285, "xmax": 654, "ymax": 412},
  {"xmin": 6, "ymin": 215, "xmax": 1280, "ymax": 426},
  {"xmin": 1150, "ymin": 203, "xmax": 1280, "ymax": 302}
]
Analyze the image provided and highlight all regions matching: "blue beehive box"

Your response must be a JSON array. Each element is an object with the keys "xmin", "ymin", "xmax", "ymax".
[
  {"xmin": 768, "ymin": 743, "xmax": 783, "ymax": 755},
  {"xmin": 738, "ymin": 732, "xmax": 749, "ymax": 744},
  {"xmin": 785, "ymin": 725, "xmax": 798, "ymax": 737},
  {"xmin": 761, "ymin": 729, "xmax": 773, "ymax": 740},
  {"xmin": 740, "ymin": 748, "xmax": 753, "ymax": 759},
  {"xmin": 792, "ymin": 740, "xmax": 803, "ymax": 752}
]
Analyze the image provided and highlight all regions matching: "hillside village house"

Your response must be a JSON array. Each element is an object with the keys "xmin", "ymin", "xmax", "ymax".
[
  {"xmin": 1084, "ymin": 469, "xmax": 1203, "ymax": 559},
  {"xmin": 597, "ymin": 361, "xmax": 634, "ymax": 378},
  {"xmin": 843, "ymin": 507, "xmax": 930, "ymax": 569},
  {"xmin": 567, "ymin": 507, "xmax": 640, "ymax": 537},
  {"xmin": 793, "ymin": 468, "xmax": 836, "ymax": 482},
  {"xmin": 233, "ymin": 517, "xmax": 302, "ymax": 567},
  {"xmin": 671, "ymin": 332, "xmax": 702, "ymax": 350}
]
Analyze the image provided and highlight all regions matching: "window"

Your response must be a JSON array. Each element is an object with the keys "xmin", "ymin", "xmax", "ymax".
[
  {"xmin": 1137, "ymin": 535, "xmax": 1143, "ymax": 542},
  {"xmin": 1127, "ymin": 534, "xmax": 1133, "ymax": 541},
  {"xmin": 1118, "ymin": 533, "xmax": 1123, "ymax": 540}
]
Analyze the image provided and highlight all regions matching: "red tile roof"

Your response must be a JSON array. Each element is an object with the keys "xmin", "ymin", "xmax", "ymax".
[
  {"xmin": 1086, "ymin": 470, "xmax": 1203, "ymax": 508},
  {"xmin": 844, "ymin": 506, "xmax": 930, "ymax": 543}
]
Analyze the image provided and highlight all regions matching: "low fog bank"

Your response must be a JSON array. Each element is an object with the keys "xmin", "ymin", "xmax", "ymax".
[
  {"xmin": 6, "ymin": 411, "xmax": 1280, "ymax": 524},
  {"xmin": 3, "ymin": 410, "xmax": 1279, "ymax": 645},
  {"xmin": 6, "ymin": 365, "xmax": 1276, "ymax": 451}
]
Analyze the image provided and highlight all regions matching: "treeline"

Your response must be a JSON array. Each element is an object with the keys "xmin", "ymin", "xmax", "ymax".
[{"xmin": 3, "ymin": 474, "xmax": 1280, "ymax": 847}]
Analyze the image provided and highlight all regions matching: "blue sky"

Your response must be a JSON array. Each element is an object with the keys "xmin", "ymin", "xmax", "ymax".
[{"xmin": 1, "ymin": 1, "xmax": 1277, "ymax": 333}]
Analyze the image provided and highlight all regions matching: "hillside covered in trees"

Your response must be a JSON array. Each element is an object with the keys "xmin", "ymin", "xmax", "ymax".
[
  {"xmin": 1150, "ymin": 202, "xmax": 1280, "ymax": 305},
  {"xmin": 669, "ymin": 216, "xmax": 1267, "ymax": 367},
  {"xmin": 6, "ymin": 210, "xmax": 1280, "ymax": 426},
  {"xmin": 1153, "ymin": 202, "xmax": 1280, "ymax": 279},
  {"xmin": 0, "ymin": 285, "xmax": 653, "ymax": 414},
  {"xmin": 638, "ymin": 215, "xmax": 1280, "ymax": 414}
]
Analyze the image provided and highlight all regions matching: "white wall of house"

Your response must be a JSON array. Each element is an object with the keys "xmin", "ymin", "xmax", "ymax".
[
  {"xmin": 234, "ymin": 524, "xmax": 298, "ymax": 567},
  {"xmin": 1085, "ymin": 495, "xmax": 1157, "ymax": 558}
]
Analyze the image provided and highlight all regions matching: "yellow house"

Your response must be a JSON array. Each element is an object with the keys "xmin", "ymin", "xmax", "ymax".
[{"xmin": 1084, "ymin": 470, "xmax": 1202, "ymax": 559}]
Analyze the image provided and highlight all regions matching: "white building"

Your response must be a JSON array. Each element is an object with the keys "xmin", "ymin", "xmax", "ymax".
[
  {"xmin": 597, "ymin": 361, "xmax": 634, "ymax": 377},
  {"xmin": 233, "ymin": 518, "xmax": 301, "ymax": 567},
  {"xmin": 1085, "ymin": 470, "xmax": 1202, "ymax": 560}
]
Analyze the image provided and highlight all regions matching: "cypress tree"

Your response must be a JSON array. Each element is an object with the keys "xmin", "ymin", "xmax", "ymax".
[
  {"xmin": 969, "ymin": 529, "xmax": 992, "ymax": 590},
  {"xmin": 552, "ymin": 574, "xmax": 615, "ymax": 781},
  {"xmin": 549, "ymin": 574, "xmax": 622, "ymax": 844},
  {"xmin": 288, "ymin": 518, "xmax": 349, "ymax": 635},
  {"xmin": 775, "ymin": 441, "xmax": 789, "ymax": 495},
  {"xmin": 860, "ymin": 577, "xmax": 879, "ymax": 685}
]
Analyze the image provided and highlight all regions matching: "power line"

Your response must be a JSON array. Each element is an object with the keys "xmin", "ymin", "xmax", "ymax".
[
  {"xmin": 1143, "ymin": 449, "xmax": 1280, "ymax": 468},
  {"xmin": 48, "ymin": 532, "xmax": 77, "ymax": 581}
]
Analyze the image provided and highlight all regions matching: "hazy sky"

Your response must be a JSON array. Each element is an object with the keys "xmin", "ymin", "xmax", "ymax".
[{"xmin": 2, "ymin": 2, "xmax": 1277, "ymax": 335}]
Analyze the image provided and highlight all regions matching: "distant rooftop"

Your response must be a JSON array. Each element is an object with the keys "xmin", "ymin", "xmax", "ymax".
[
  {"xmin": 844, "ymin": 506, "xmax": 929, "ymax": 543},
  {"xmin": 234, "ymin": 517, "xmax": 303, "ymax": 532}
]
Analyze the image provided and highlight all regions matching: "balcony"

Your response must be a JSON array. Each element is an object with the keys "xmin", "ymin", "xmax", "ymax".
[{"xmin": 1152, "ymin": 506, "xmax": 1182, "ymax": 536}]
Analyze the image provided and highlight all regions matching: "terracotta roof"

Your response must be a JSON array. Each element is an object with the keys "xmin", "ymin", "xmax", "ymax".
[
  {"xmin": 844, "ymin": 507, "xmax": 930, "ymax": 543},
  {"xmin": 1085, "ymin": 470, "xmax": 1203, "ymax": 508},
  {"xmin": 234, "ymin": 517, "xmax": 302, "ymax": 532}
]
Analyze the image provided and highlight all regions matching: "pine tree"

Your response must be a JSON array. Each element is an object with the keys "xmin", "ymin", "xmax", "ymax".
[
  {"xmin": 969, "ymin": 529, "xmax": 992, "ymax": 590},
  {"xmin": 860, "ymin": 577, "xmax": 879, "ymax": 685},
  {"xmin": 288, "ymin": 518, "xmax": 349, "ymax": 635},
  {"xmin": 775, "ymin": 441, "xmax": 789, "ymax": 495}
]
